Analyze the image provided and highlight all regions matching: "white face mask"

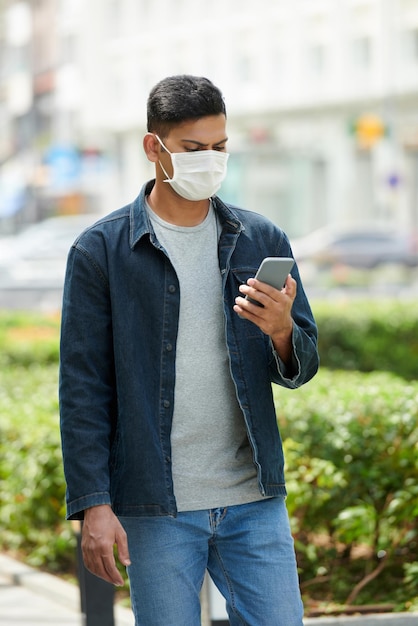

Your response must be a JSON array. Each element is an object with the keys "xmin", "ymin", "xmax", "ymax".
[{"xmin": 154, "ymin": 135, "xmax": 229, "ymax": 201}]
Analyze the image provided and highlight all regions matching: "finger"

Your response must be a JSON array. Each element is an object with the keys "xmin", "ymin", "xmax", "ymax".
[
  {"xmin": 115, "ymin": 526, "xmax": 131, "ymax": 567},
  {"xmin": 235, "ymin": 294, "xmax": 263, "ymax": 314},
  {"xmin": 283, "ymin": 274, "xmax": 297, "ymax": 294},
  {"xmin": 238, "ymin": 284, "xmax": 267, "ymax": 308},
  {"xmin": 83, "ymin": 550, "xmax": 124, "ymax": 586},
  {"xmin": 244, "ymin": 279, "xmax": 285, "ymax": 303},
  {"xmin": 83, "ymin": 553, "xmax": 110, "ymax": 583},
  {"xmin": 234, "ymin": 299, "xmax": 267, "ymax": 325},
  {"xmin": 82, "ymin": 536, "xmax": 122, "ymax": 586},
  {"xmin": 101, "ymin": 554, "xmax": 125, "ymax": 586}
]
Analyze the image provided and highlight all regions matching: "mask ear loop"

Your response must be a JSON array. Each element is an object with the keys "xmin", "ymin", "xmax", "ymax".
[{"xmin": 154, "ymin": 135, "xmax": 173, "ymax": 181}]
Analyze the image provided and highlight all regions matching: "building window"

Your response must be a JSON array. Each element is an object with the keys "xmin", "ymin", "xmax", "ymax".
[
  {"xmin": 61, "ymin": 34, "xmax": 76, "ymax": 65},
  {"xmin": 236, "ymin": 54, "xmax": 253, "ymax": 84},
  {"xmin": 308, "ymin": 43, "xmax": 326, "ymax": 74},
  {"xmin": 402, "ymin": 27, "xmax": 418, "ymax": 62},
  {"xmin": 351, "ymin": 36, "xmax": 371, "ymax": 69}
]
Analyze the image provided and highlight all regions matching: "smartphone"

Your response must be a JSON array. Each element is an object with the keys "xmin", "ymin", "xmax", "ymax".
[{"xmin": 245, "ymin": 257, "xmax": 295, "ymax": 306}]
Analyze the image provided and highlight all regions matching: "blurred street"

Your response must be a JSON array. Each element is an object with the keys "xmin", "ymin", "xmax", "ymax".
[
  {"xmin": 1, "ymin": 2, "xmax": 417, "ymax": 623},
  {"xmin": 0, "ymin": 215, "xmax": 417, "ymax": 312},
  {"xmin": 0, "ymin": 553, "xmax": 134, "ymax": 626},
  {"xmin": 0, "ymin": 287, "xmax": 63, "ymax": 311},
  {"xmin": 0, "ymin": 272, "xmax": 417, "ymax": 313}
]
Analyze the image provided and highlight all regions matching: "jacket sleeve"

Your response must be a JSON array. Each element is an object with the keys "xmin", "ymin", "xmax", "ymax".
[
  {"xmin": 59, "ymin": 243, "xmax": 115, "ymax": 520},
  {"xmin": 268, "ymin": 255, "xmax": 319, "ymax": 389}
]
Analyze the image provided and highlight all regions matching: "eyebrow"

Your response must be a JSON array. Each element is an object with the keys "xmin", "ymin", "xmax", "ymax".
[{"xmin": 180, "ymin": 137, "xmax": 228, "ymax": 147}]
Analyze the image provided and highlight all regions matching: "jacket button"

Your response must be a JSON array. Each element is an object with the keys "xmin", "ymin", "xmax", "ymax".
[
  {"xmin": 168, "ymin": 284, "xmax": 176, "ymax": 293},
  {"xmin": 163, "ymin": 400, "xmax": 170, "ymax": 408},
  {"xmin": 166, "ymin": 343, "xmax": 173, "ymax": 351}
]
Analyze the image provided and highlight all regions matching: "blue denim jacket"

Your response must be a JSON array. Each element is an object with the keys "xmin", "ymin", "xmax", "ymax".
[{"xmin": 59, "ymin": 180, "xmax": 319, "ymax": 520}]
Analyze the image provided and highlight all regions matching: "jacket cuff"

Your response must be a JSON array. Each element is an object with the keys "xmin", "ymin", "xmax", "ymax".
[
  {"xmin": 66, "ymin": 491, "xmax": 112, "ymax": 520},
  {"xmin": 270, "ymin": 325, "xmax": 302, "ymax": 386}
]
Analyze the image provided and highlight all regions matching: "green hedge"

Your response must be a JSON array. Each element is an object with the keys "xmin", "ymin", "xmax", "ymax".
[
  {"xmin": 274, "ymin": 370, "xmax": 418, "ymax": 556},
  {"xmin": 1, "ymin": 301, "xmax": 418, "ymax": 378},
  {"xmin": 0, "ymin": 362, "xmax": 76, "ymax": 572},
  {"xmin": 275, "ymin": 369, "xmax": 418, "ymax": 608},
  {"xmin": 0, "ymin": 311, "xmax": 60, "ymax": 367},
  {"xmin": 4, "ymin": 301, "xmax": 417, "ymax": 376},
  {"xmin": 0, "ymin": 312, "xmax": 72, "ymax": 571},
  {"xmin": 313, "ymin": 300, "xmax": 418, "ymax": 380},
  {"xmin": 1, "ymin": 308, "xmax": 417, "ymax": 610}
]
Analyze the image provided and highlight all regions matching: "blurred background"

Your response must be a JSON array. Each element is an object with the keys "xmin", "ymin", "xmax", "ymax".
[
  {"xmin": 0, "ymin": 0, "xmax": 418, "ymax": 305},
  {"xmin": 1, "ymin": 3, "xmax": 418, "ymax": 619}
]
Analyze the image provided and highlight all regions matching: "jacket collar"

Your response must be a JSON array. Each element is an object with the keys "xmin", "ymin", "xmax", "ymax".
[{"xmin": 129, "ymin": 180, "xmax": 244, "ymax": 250}]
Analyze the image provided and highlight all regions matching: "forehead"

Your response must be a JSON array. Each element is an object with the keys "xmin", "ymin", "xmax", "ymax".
[{"xmin": 166, "ymin": 114, "xmax": 227, "ymax": 143}]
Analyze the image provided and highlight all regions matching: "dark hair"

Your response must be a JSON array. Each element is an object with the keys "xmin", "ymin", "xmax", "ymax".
[{"xmin": 147, "ymin": 75, "xmax": 226, "ymax": 136}]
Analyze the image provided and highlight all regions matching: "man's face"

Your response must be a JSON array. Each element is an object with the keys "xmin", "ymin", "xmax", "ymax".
[{"xmin": 157, "ymin": 114, "xmax": 228, "ymax": 179}]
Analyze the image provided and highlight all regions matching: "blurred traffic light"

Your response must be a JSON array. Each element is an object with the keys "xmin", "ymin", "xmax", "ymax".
[{"xmin": 350, "ymin": 113, "xmax": 387, "ymax": 148}]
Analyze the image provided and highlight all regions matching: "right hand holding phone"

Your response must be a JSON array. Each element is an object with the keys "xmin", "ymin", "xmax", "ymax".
[{"xmin": 233, "ymin": 273, "xmax": 296, "ymax": 365}]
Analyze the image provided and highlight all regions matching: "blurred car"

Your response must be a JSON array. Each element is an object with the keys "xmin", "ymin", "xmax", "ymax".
[
  {"xmin": 291, "ymin": 227, "xmax": 418, "ymax": 269},
  {"xmin": 0, "ymin": 214, "xmax": 98, "ymax": 289}
]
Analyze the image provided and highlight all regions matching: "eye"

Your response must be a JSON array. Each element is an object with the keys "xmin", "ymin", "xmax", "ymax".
[{"xmin": 213, "ymin": 142, "xmax": 227, "ymax": 151}]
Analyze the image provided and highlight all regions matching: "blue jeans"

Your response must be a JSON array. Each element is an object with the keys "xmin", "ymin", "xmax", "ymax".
[{"xmin": 120, "ymin": 497, "xmax": 304, "ymax": 625}]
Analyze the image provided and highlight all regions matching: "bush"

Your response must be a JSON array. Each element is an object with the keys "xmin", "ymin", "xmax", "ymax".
[
  {"xmin": 0, "ymin": 311, "xmax": 60, "ymax": 367},
  {"xmin": 275, "ymin": 369, "xmax": 418, "ymax": 608},
  {"xmin": 313, "ymin": 300, "xmax": 418, "ymax": 379},
  {"xmin": 1, "ymin": 307, "xmax": 417, "ymax": 611},
  {"xmin": 0, "ymin": 312, "xmax": 71, "ymax": 571},
  {"xmin": 0, "ymin": 361, "xmax": 76, "ymax": 572}
]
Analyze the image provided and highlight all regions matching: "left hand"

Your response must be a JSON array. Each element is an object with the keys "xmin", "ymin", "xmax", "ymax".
[{"xmin": 233, "ymin": 274, "xmax": 296, "ymax": 358}]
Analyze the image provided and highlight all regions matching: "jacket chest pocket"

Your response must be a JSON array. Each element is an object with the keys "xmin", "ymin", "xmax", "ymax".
[{"xmin": 230, "ymin": 267, "xmax": 269, "ymax": 341}]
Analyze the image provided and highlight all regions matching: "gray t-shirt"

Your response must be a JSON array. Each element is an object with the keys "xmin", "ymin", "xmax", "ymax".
[{"xmin": 146, "ymin": 201, "xmax": 262, "ymax": 511}]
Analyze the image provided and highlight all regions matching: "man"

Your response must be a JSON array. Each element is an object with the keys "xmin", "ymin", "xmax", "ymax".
[{"xmin": 60, "ymin": 74, "xmax": 319, "ymax": 626}]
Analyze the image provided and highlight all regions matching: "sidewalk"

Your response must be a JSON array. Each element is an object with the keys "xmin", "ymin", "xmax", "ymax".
[
  {"xmin": 0, "ymin": 553, "xmax": 134, "ymax": 626},
  {"xmin": 1, "ymin": 553, "xmax": 417, "ymax": 626}
]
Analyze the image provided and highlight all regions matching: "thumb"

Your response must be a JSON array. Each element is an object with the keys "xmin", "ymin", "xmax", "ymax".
[
  {"xmin": 284, "ymin": 274, "xmax": 297, "ymax": 296},
  {"xmin": 116, "ymin": 526, "xmax": 131, "ymax": 566}
]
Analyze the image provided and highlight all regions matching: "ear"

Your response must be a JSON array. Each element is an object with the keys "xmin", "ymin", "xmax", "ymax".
[{"xmin": 143, "ymin": 133, "xmax": 160, "ymax": 163}]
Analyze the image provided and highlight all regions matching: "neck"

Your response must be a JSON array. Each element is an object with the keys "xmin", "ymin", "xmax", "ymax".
[{"xmin": 147, "ymin": 183, "xmax": 210, "ymax": 227}]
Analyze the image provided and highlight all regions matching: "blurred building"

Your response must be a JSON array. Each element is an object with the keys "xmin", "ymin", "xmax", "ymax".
[{"xmin": 1, "ymin": 0, "xmax": 418, "ymax": 237}]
